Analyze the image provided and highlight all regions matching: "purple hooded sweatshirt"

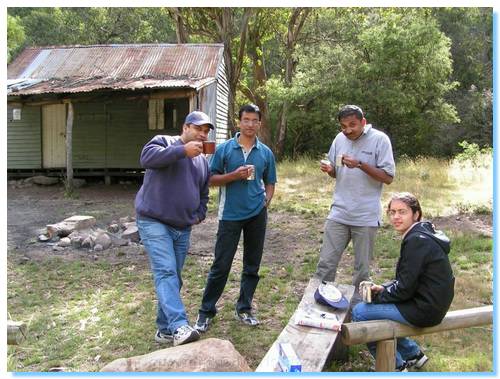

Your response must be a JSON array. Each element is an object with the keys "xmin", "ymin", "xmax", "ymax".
[{"xmin": 135, "ymin": 135, "xmax": 209, "ymax": 228}]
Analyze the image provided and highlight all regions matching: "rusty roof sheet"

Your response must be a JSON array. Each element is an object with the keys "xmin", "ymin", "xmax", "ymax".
[{"xmin": 7, "ymin": 44, "xmax": 224, "ymax": 95}]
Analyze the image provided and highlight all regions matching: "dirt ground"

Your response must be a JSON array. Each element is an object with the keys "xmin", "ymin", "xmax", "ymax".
[
  {"xmin": 6, "ymin": 182, "xmax": 326, "ymax": 271},
  {"xmin": 7, "ymin": 181, "xmax": 492, "ymax": 264}
]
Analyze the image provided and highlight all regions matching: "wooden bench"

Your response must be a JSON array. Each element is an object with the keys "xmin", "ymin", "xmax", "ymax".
[
  {"xmin": 341, "ymin": 305, "xmax": 493, "ymax": 371},
  {"xmin": 256, "ymin": 278, "xmax": 354, "ymax": 372}
]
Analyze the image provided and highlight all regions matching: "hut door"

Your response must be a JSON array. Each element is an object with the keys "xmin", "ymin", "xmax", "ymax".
[{"xmin": 42, "ymin": 104, "xmax": 67, "ymax": 168}]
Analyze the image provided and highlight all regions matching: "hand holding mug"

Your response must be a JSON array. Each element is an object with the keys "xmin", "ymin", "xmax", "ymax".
[{"xmin": 184, "ymin": 141, "xmax": 203, "ymax": 157}]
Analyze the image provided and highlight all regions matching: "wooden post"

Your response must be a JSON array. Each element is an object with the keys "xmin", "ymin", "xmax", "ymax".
[
  {"xmin": 65, "ymin": 100, "xmax": 74, "ymax": 193},
  {"xmin": 375, "ymin": 339, "xmax": 395, "ymax": 372},
  {"xmin": 7, "ymin": 320, "xmax": 26, "ymax": 345}
]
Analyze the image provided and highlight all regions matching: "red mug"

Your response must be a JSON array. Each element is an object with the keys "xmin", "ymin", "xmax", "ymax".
[{"xmin": 202, "ymin": 141, "xmax": 216, "ymax": 154}]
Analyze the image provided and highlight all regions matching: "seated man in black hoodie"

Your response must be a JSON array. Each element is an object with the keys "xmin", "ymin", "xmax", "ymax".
[{"xmin": 352, "ymin": 192, "xmax": 455, "ymax": 372}]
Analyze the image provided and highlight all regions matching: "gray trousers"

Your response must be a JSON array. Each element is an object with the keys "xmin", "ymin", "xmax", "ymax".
[{"xmin": 315, "ymin": 219, "xmax": 378, "ymax": 290}]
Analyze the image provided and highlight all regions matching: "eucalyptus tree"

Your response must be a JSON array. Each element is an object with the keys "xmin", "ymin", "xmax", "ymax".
[{"xmin": 268, "ymin": 8, "xmax": 459, "ymax": 157}]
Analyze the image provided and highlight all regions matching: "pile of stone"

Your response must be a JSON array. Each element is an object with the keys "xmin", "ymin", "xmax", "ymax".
[{"xmin": 38, "ymin": 215, "xmax": 140, "ymax": 252}]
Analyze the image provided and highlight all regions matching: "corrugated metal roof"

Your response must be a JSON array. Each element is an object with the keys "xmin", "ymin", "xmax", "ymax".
[{"xmin": 7, "ymin": 44, "xmax": 224, "ymax": 95}]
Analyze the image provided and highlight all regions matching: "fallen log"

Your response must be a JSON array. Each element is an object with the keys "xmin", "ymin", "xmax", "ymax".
[{"xmin": 8, "ymin": 320, "xmax": 26, "ymax": 345}]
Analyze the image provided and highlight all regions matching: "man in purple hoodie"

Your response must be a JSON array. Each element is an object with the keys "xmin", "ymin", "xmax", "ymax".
[{"xmin": 135, "ymin": 111, "xmax": 212, "ymax": 347}]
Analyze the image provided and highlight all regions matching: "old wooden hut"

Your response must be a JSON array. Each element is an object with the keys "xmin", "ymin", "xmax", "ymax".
[{"xmin": 7, "ymin": 43, "xmax": 229, "ymax": 179}]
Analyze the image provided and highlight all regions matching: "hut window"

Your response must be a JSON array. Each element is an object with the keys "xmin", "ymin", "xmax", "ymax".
[
  {"xmin": 164, "ymin": 98, "xmax": 190, "ymax": 133},
  {"xmin": 13, "ymin": 108, "xmax": 22, "ymax": 121},
  {"xmin": 148, "ymin": 99, "xmax": 164, "ymax": 130}
]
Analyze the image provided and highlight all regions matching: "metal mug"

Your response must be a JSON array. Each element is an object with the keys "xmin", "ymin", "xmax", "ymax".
[
  {"xmin": 245, "ymin": 164, "xmax": 255, "ymax": 180},
  {"xmin": 360, "ymin": 281, "xmax": 373, "ymax": 303}
]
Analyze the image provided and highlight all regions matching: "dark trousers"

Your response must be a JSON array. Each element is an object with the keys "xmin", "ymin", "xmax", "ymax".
[{"xmin": 199, "ymin": 207, "xmax": 268, "ymax": 317}]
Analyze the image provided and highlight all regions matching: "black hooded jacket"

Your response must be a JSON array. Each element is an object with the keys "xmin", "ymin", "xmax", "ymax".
[{"xmin": 374, "ymin": 221, "xmax": 455, "ymax": 327}]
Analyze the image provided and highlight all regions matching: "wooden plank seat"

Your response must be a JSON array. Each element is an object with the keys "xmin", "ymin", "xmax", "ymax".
[
  {"xmin": 256, "ymin": 278, "xmax": 355, "ymax": 372},
  {"xmin": 341, "ymin": 305, "xmax": 493, "ymax": 371}
]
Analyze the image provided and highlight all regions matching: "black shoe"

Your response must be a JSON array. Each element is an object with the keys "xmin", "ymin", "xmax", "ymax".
[
  {"xmin": 396, "ymin": 362, "xmax": 409, "ymax": 372},
  {"xmin": 406, "ymin": 351, "xmax": 429, "ymax": 369},
  {"xmin": 194, "ymin": 314, "xmax": 212, "ymax": 333},
  {"xmin": 235, "ymin": 310, "xmax": 260, "ymax": 326}
]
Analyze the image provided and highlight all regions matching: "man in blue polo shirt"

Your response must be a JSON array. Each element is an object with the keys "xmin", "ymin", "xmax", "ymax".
[{"xmin": 194, "ymin": 104, "xmax": 277, "ymax": 332}]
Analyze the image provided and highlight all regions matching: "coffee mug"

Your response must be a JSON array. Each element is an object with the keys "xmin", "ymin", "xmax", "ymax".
[
  {"xmin": 359, "ymin": 281, "xmax": 373, "ymax": 303},
  {"xmin": 202, "ymin": 141, "xmax": 216, "ymax": 154},
  {"xmin": 245, "ymin": 165, "xmax": 255, "ymax": 180},
  {"xmin": 335, "ymin": 155, "xmax": 344, "ymax": 167}
]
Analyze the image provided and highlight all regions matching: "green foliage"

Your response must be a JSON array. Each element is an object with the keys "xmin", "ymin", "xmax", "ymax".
[
  {"xmin": 454, "ymin": 141, "xmax": 493, "ymax": 166},
  {"xmin": 7, "ymin": 14, "xmax": 26, "ymax": 62},
  {"xmin": 7, "ymin": 8, "xmax": 177, "ymax": 51},
  {"xmin": 7, "ymin": 7, "xmax": 492, "ymax": 158},
  {"xmin": 268, "ymin": 8, "xmax": 460, "ymax": 158}
]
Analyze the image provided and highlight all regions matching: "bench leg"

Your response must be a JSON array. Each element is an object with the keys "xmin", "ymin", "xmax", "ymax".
[{"xmin": 375, "ymin": 339, "xmax": 396, "ymax": 372}]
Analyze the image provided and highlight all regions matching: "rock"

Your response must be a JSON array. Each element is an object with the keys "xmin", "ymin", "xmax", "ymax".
[
  {"xmin": 38, "ymin": 234, "xmax": 50, "ymax": 242},
  {"xmin": 47, "ymin": 216, "xmax": 96, "ymax": 239},
  {"xmin": 81, "ymin": 237, "xmax": 95, "ymax": 249},
  {"xmin": 58, "ymin": 237, "xmax": 71, "ymax": 247},
  {"xmin": 122, "ymin": 225, "xmax": 140, "ymax": 243},
  {"xmin": 107, "ymin": 224, "xmax": 120, "ymax": 234},
  {"xmin": 119, "ymin": 216, "xmax": 134, "ymax": 225},
  {"xmin": 52, "ymin": 246, "xmax": 65, "ymax": 251},
  {"xmin": 94, "ymin": 244, "xmax": 103, "ymax": 252},
  {"xmin": 46, "ymin": 223, "xmax": 74, "ymax": 239},
  {"xmin": 32, "ymin": 176, "xmax": 60, "ymax": 186},
  {"xmin": 122, "ymin": 222, "xmax": 136, "ymax": 230},
  {"xmin": 19, "ymin": 256, "xmax": 30, "ymax": 264},
  {"xmin": 100, "ymin": 338, "xmax": 251, "ymax": 372},
  {"xmin": 63, "ymin": 215, "xmax": 96, "ymax": 230},
  {"xmin": 107, "ymin": 233, "xmax": 129, "ymax": 247},
  {"xmin": 95, "ymin": 233, "xmax": 112, "ymax": 250},
  {"xmin": 70, "ymin": 235, "xmax": 83, "ymax": 248}
]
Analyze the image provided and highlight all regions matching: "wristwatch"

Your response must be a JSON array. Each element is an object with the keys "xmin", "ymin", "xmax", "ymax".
[{"xmin": 357, "ymin": 160, "xmax": 363, "ymax": 168}]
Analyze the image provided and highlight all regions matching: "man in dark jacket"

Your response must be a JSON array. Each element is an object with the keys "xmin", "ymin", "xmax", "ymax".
[
  {"xmin": 135, "ymin": 111, "xmax": 212, "ymax": 347},
  {"xmin": 352, "ymin": 192, "xmax": 455, "ymax": 371}
]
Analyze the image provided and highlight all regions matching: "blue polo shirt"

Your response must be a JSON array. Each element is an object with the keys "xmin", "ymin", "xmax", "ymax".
[{"xmin": 211, "ymin": 133, "xmax": 277, "ymax": 221}]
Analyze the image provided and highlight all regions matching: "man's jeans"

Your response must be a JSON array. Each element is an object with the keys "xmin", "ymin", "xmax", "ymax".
[
  {"xmin": 199, "ymin": 207, "xmax": 267, "ymax": 317},
  {"xmin": 352, "ymin": 302, "xmax": 421, "ymax": 369},
  {"xmin": 137, "ymin": 217, "xmax": 191, "ymax": 334}
]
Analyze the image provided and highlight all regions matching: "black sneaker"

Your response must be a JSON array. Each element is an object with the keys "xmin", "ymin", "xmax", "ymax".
[
  {"xmin": 154, "ymin": 329, "xmax": 173, "ymax": 344},
  {"xmin": 173, "ymin": 324, "xmax": 200, "ymax": 346},
  {"xmin": 406, "ymin": 351, "xmax": 429, "ymax": 369},
  {"xmin": 235, "ymin": 310, "xmax": 260, "ymax": 326},
  {"xmin": 396, "ymin": 362, "xmax": 409, "ymax": 372},
  {"xmin": 194, "ymin": 314, "xmax": 212, "ymax": 333}
]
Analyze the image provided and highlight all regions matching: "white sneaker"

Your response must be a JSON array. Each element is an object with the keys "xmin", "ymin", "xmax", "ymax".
[
  {"xmin": 173, "ymin": 325, "xmax": 200, "ymax": 346},
  {"xmin": 154, "ymin": 329, "xmax": 173, "ymax": 344}
]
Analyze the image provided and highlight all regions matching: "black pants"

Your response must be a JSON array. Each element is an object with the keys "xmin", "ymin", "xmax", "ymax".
[{"xmin": 199, "ymin": 207, "xmax": 268, "ymax": 316}]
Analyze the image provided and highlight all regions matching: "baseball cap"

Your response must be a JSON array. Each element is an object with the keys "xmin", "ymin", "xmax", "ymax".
[
  {"xmin": 314, "ymin": 281, "xmax": 349, "ymax": 310},
  {"xmin": 185, "ymin": 111, "xmax": 214, "ymax": 129}
]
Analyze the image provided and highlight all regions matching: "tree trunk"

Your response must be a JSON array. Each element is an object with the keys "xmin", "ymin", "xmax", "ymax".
[
  {"xmin": 244, "ymin": 12, "xmax": 271, "ymax": 146},
  {"xmin": 167, "ymin": 8, "xmax": 252, "ymax": 139},
  {"xmin": 169, "ymin": 8, "xmax": 189, "ymax": 43},
  {"xmin": 275, "ymin": 8, "xmax": 310, "ymax": 158}
]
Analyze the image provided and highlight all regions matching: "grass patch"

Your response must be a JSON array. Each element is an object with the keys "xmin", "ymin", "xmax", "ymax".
[{"xmin": 7, "ymin": 155, "xmax": 493, "ymax": 372}]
